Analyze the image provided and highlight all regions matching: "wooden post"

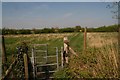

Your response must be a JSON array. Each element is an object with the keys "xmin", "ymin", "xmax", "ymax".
[
  {"xmin": 11, "ymin": 54, "xmax": 14, "ymax": 79},
  {"xmin": 2, "ymin": 35, "xmax": 7, "ymax": 71},
  {"xmin": 61, "ymin": 47, "xmax": 63, "ymax": 68},
  {"xmin": 23, "ymin": 54, "xmax": 29, "ymax": 80},
  {"xmin": 31, "ymin": 48, "xmax": 35, "ymax": 79},
  {"xmin": 118, "ymin": 27, "xmax": 120, "ymax": 78},
  {"xmin": 84, "ymin": 27, "xmax": 87, "ymax": 52},
  {"xmin": 2, "ymin": 58, "xmax": 17, "ymax": 80},
  {"xmin": 56, "ymin": 47, "xmax": 59, "ymax": 70},
  {"xmin": 33, "ymin": 45, "xmax": 37, "ymax": 76}
]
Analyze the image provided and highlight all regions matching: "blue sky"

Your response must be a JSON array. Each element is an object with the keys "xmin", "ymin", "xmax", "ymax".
[
  {"xmin": 0, "ymin": 2, "xmax": 1, "ymax": 29},
  {"xmin": 2, "ymin": 2, "xmax": 118, "ymax": 29},
  {"xmin": 2, "ymin": 0, "xmax": 120, "ymax": 2}
]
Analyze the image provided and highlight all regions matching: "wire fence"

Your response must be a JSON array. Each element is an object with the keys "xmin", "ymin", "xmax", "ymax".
[{"xmin": 2, "ymin": 45, "xmax": 33, "ymax": 80}]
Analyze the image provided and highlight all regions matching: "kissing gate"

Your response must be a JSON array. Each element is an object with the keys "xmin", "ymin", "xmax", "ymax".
[{"xmin": 31, "ymin": 44, "xmax": 60, "ymax": 79}]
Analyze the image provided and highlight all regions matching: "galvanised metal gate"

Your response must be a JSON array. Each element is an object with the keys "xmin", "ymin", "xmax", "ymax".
[{"xmin": 31, "ymin": 44, "xmax": 59, "ymax": 79}]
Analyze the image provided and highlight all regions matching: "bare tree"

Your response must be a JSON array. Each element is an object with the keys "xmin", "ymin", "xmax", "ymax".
[{"xmin": 106, "ymin": 2, "xmax": 120, "ymax": 19}]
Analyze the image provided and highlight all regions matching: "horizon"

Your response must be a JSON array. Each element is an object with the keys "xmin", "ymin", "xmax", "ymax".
[
  {"xmin": 1, "ymin": 24, "xmax": 118, "ymax": 30},
  {"xmin": 2, "ymin": 2, "xmax": 118, "ymax": 29}
]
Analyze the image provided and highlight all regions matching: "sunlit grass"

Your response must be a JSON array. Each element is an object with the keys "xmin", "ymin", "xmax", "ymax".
[
  {"xmin": 54, "ymin": 32, "xmax": 118, "ymax": 78},
  {"xmin": 4, "ymin": 32, "xmax": 118, "ymax": 78}
]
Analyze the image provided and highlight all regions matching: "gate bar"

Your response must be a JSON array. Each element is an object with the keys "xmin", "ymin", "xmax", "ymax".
[{"xmin": 56, "ymin": 47, "xmax": 59, "ymax": 70}]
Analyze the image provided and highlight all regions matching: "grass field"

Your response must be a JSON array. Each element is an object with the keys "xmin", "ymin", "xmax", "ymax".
[
  {"xmin": 4, "ymin": 33, "xmax": 83, "ymax": 65},
  {"xmin": 4, "ymin": 32, "xmax": 119, "ymax": 78}
]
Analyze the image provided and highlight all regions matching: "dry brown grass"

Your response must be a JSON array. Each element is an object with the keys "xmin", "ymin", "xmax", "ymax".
[
  {"xmin": 87, "ymin": 32, "xmax": 118, "ymax": 78},
  {"xmin": 5, "ymin": 33, "xmax": 72, "ymax": 38},
  {"xmin": 87, "ymin": 32, "xmax": 118, "ymax": 48},
  {"xmin": 68, "ymin": 32, "xmax": 119, "ymax": 78}
]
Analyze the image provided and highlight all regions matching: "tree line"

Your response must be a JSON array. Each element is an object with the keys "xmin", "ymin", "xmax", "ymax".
[{"xmin": 1, "ymin": 24, "xmax": 119, "ymax": 35}]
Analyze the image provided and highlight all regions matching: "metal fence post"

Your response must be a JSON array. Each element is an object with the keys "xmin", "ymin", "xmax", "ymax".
[
  {"xmin": 56, "ymin": 47, "xmax": 59, "ymax": 70},
  {"xmin": 61, "ymin": 47, "xmax": 63, "ymax": 68},
  {"xmin": 46, "ymin": 44, "xmax": 48, "ymax": 63}
]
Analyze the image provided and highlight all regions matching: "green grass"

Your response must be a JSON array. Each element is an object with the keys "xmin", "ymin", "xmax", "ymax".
[
  {"xmin": 69, "ymin": 32, "xmax": 83, "ymax": 53},
  {"xmin": 3, "ymin": 32, "xmax": 118, "ymax": 78},
  {"xmin": 3, "ymin": 32, "xmax": 84, "ymax": 78},
  {"xmin": 4, "ymin": 33, "xmax": 83, "ymax": 65}
]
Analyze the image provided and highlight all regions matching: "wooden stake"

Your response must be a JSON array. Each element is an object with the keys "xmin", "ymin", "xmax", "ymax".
[
  {"xmin": 84, "ymin": 27, "xmax": 87, "ymax": 52},
  {"xmin": 118, "ymin": 27, "xmax": 120, "ymax": 77},
  {"xmin": 2, "ymin": 35, "xmax": 7, "ymax": 71},
  {"xmin": 23, "ymin": 54, "xmax": 29, "ymax": 80},
  {"xmin": 31, "ymin": 48, "xmax": 35, "ymax": 79},
  {"xmin": 2, "ymin": 58, "xmax": 17, "ymax": 80}
]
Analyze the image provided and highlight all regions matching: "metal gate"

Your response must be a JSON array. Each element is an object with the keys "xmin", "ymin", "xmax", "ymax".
[{"xmin": 31, "ymin": 44, "xmax": 59, "ymax": 79}]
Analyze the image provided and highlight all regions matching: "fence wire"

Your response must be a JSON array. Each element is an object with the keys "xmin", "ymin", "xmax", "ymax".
[{"xmin": 2, "ymin": 45, "xmax": 33, "ymax": 80}]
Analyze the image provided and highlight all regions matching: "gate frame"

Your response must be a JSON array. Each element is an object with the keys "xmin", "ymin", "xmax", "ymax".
[{"xmin": 31, "ymin": 44, "xmax": 59, "ymax": 79}]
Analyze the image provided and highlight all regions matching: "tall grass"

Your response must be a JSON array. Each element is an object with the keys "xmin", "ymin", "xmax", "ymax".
[
  {"xmin": 4, "ymin": 32, "xmax": 118, "ymax": 78},
  {"xmin": 54, "ymin": 32, "xmax": 118, "ymax": 78}
]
